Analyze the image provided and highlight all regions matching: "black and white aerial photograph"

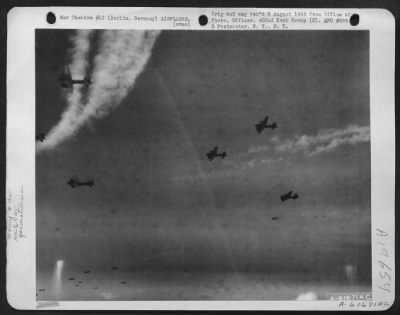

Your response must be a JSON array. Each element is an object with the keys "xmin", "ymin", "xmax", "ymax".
[{"xmin": 35, "ymin": 29, "xmax": 371, "ymax": 301}]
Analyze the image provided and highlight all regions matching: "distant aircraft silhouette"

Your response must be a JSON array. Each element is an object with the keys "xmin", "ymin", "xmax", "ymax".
[
  {"xmin": 206, "ymin": 146, "xmax": 227, "ymax": 161},
  {"xmin": 68, "ymin": 277, "xmax": 75, "ymax": 281},
  {"xmin": 67, "ymin": 177, "xmax": 94, "ymax": 188},
  {"xmin": 120, "ymin": 281, "xmax": 127, "ymax": 284},
  {"xmin": 36, "ymin": 133, "xmax": 46, "ymax": 142},
  {"xmin": 39, "ymin": 289, "xmax": 45, "ymax": 292},
  {"xmin": 255, "ymin": 116, "xmax": 277, "ymax": 133},
  {"xmin": 83, "ymin": 270, "xmax": 90, "ymax": 274},
  {"xmin": 58, "ymin": 66, "xmax": 91, "ymax": 90},
  {"xmin": 280, "ymin": 191, "xmax": 299, "ymax": 202},
  {"xmin": 271, "ymin": 217, "xmax": 279, "ymax": 220}
]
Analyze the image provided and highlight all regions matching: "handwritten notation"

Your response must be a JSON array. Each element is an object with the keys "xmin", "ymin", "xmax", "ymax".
[
  {"xmin": 376, "ymin": 228, "xmax": 392, "ymax": 294},
  {"xmin": 6, "ymin": 185, "xmax": 26, "ymax": 241}
]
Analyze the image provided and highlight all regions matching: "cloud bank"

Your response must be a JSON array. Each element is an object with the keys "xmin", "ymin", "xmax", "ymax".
[
  {"xmin": 174, "ymin": 124, "xmax": 370, "ymax": 182},
  {"xmin": 37, "ymin": 30, "xmax": 161, "ymax": 153},
  {"xmin": 219, "ymin": 125, "xmax": 370, "ymax": 176},
  {"xmin": 274, "ymin": 125, "xmax": 370, "ymax": 156}
]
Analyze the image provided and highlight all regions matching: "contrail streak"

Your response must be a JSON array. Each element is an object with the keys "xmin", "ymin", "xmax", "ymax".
[
  {"xmin": 37, "ymin": 30, "xmax": 93, "ymax": 153},
  {"xmin": 37, "ymin": 30, "xmax": 160, "ymax": 153},
  {"xmin": 66, "ymin": 30, "xmax": 94, "ymax": 116}
]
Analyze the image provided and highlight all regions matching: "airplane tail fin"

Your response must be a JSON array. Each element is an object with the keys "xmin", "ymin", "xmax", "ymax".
[
  {"xmin": 221, "ymin": 152, "xmax": 227, "ymax": 159},
  {"xmin": 83, "ymin": 76, "xmax": 92, "ymax": 86},
  {"xmin": 68, "ymin": 181, "xmax": 76, "ymax": 188}
]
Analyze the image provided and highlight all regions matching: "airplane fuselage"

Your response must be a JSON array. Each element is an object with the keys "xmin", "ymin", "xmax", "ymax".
[
  {"xmin": 68, "ymin": 179, "xmax": 94, "ymax": 188},
  {"xmin": 71, "ymin": 79, "xmax": 87, "ymax": 84},
  {"xmin": 59, "ymin": 72, "xmax": 91, "ymax": 89},
  {"xmin": 256, "ymin": 122, "xmax": 277, "ymax": 133},
  {"xmin": 207, "ymin": 151, "xmax": 227, "ymax": 161},
  {"xmin": 266, "ymin": 123, "xmax": 277, "ymax": 130},
  {"xmin": 280, "ymin": 192, "xmax": 298, "ymax": 202},
  {"xmin": 212, "ymin": 153, "xmax": 226, "ymax": 159}
]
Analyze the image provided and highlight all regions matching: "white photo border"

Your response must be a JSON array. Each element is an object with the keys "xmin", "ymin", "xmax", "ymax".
[{"xmin": 6, "ymin": 7, "xmax": 395, "ymax": 310}]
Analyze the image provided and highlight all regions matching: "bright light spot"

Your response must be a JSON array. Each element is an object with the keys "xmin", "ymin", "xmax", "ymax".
[
  {"xmin": 296, "ymin": 291, "xmax": 318, "ymax": 300},
  {"xmin": 102, "ymin": 292, "xmax": 115, "ymax": 300},
  {"xmin": 345, "ymin": 264, "xmax": 358, "ymax": 284},
  {"xmin": 52, "ymin": 260, "xmax": 64, "ymax": 299}
]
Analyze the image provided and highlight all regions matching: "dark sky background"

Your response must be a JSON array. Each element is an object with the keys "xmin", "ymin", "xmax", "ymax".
[{"xmin": 36, "ymin": 30, "xmax": 370, "ymax": 300}]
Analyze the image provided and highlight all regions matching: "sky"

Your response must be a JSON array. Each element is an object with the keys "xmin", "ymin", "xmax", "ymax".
[{"xmin": 35, "ymin": 30, "xmax": 370, "ymax": 300}]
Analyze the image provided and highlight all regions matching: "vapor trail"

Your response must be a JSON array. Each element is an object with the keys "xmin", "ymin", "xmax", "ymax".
[
  {"xmin": 37, "ymin": 30, "xmax": 160, "ymax": 153},
  {"xmin": 66, "ymin": 30, "xmax": 94, "ymax": 117},
  {"xmin": 37, "ymin": 30, "xmax": 93, "ymax": 153}
]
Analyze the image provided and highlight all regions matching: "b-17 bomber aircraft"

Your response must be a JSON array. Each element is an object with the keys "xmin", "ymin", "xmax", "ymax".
[
  {"xmin": 58, "ymin": 67, "xmax": 91, "ymax": 90},
  {"xmin": 280, "ymin": 191, "xmax": 299, "ymax": 202},
  {"xmin": 255, "ymin": 116, "xmax": 277, "ymax": 133},
  {"xmin": 206, "ymin": 146, "xmax": 227, "ymax": 161},
  {"xmin": 67, "ymin": 177, "xmax": 95, "ymax": 188}
]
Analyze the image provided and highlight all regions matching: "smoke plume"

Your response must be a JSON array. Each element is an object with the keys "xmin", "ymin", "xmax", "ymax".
[
  {"xmin": 37, "ymin": 30, "xmax": 161, "ymax": 153},
  {"xmin": 52, "ymin": 260, "xmax": 64, "ymax": 300}
]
